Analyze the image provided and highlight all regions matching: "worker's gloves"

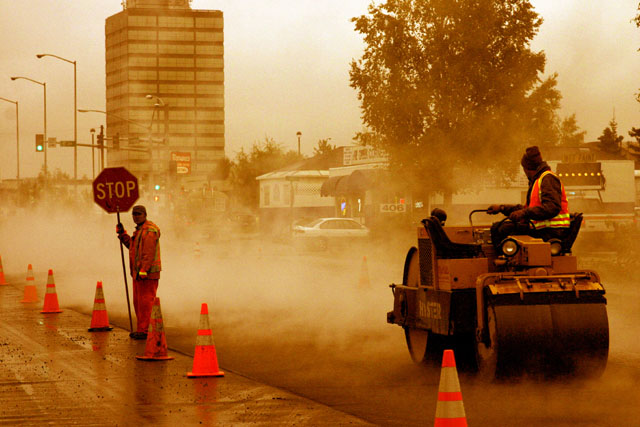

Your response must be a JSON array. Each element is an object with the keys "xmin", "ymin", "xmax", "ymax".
[
  {"xmin": 487, "ymin": 204, "xmax": 503, "ymax": 215},
  {"xmin": 138, "ymin": 271, "xmax": 148, "ymax": 280},
  {"xmin": 509, "ymin": 209, "xmax": 527, "ymax": 223},
  {"xmin": 116, "ymin": 223, "xmax": 125, "ymax": 235}
]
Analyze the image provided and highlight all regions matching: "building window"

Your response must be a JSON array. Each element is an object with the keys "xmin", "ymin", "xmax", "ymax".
[
  {"xmin": 159, "ymin": 30, "xmax": 194, "ymax": 41},
  {"xmin": 158, "ymin": 44, "xmax": 194, "ymax": 54},
  {"xmin": 159, "ymin": 70, "xmax": 195, "ymax": 81},
  {"xmin": 159, "ymin": 57, "xmax": 195, "ymax": 67},
  {"xmin": 263, "ymin": 185, "xmax": 270, "ymax": 207},
  {"xmin": 129, "ymin": 30, "xmax": 157, "ymax": 40},
  {"xmin": 158, "ymin": 16, "xmax": 194, "ymax": 28},
  {"xmin": 128, "ymin": 15, "xmax": 157, "ymax": 27},
  {"xmin": 273, "ymin": 184, "xmax": 280, "ymax": 202}
]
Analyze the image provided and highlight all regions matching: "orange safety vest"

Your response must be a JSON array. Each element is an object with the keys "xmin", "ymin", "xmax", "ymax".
[
  {"xmin": 528, "ymin": 170, "xmax": 570, "ymax": 229},
  {"xmin": 131, "ymin": 220, "xmax": 162, "ymax": 277}
]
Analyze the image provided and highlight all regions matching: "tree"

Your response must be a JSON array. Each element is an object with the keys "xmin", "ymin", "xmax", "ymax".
[
  {"xmin": 558, "ymin": 114, "xmax": 586, "ymax": 146},
  {"xmin": 313, "ymin": 138, "xmax": 336, "ymax": 156},
  {"xmin": 229, "ymin": 137, "xmax": 301, "ymax": 209},
  {"xmin": 597, "ymin": 118, "xmax": 623, "ymax": 154},
  {"xmin": 349, "ymin": 0, "xmax": 561, "ymax": 202}
]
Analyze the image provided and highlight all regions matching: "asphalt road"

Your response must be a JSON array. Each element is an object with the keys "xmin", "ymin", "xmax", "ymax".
[
  {"xmin": 2, "ymin": 214, "xmax": 639, "ymax": 426},
  {"xmin": 110, "ymin": 240, "xmax": 640, "ymax": 426}
]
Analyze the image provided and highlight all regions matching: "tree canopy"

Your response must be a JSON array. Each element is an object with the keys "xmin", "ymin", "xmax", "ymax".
[
  {"xmin": 597, "ymin": 118, "xmax": 623, "ymax": 154},
  {"xmin": 229, "ymin": 137, "xmax": 301, "ymax": 210},
  {"xmin": 349, "ymin": 0, "xmax": 562, "ymax": 199}
]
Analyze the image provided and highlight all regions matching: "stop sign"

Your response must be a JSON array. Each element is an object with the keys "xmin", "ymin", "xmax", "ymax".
[{"xmin": 93, "ymin": 167, "xmax": 139, "ymax": 213}]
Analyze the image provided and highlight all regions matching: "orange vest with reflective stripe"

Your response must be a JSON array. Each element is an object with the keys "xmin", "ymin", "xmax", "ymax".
[{"xmin": 528, "ymin": 171, "xmax": 570, "ymax": 229}]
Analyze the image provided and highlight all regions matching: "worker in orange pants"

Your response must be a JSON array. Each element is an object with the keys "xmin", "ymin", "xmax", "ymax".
[{"xmin": 117, "ymin": 205, "xmax": 162, "ymax": 340}]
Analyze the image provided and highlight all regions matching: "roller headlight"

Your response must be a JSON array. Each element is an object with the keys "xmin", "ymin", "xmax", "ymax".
[
  {"xmin": 500, "ymin": 238, "xmax": 519, "ymax": 257},
  {"xmin": 549, "ymin": 239, "xmax": 563, "ymax": 256}
]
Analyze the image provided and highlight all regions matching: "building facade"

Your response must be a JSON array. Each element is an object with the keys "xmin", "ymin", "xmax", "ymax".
[{"xmin": 105, "ymin": 0, "xmax": 224, "ymax": 190}]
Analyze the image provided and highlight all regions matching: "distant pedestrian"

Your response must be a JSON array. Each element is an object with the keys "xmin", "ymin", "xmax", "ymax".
[{"xmin": 116, "ymin": 205, "xmax": 162, "ymax": 340}]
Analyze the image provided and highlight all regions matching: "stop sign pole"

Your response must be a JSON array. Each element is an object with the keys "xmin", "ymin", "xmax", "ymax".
[{"xmin": 93, "ymin": 167, "xmax": 140, "ymax": 333}]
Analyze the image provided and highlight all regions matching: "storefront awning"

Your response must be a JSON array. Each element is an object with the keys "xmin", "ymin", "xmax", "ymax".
[
  {"xmin": 320, "ymin": 175, "xmax": 346, "ymax": 197},
  {"xmin": 321, "ymin": 169, "xmax": 383, "ymax": 197}
]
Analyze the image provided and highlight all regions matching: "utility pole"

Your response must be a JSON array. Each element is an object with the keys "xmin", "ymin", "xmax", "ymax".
[{"xmin": 99, "ymin": 125, "xmax": 105, "ymax": 171}]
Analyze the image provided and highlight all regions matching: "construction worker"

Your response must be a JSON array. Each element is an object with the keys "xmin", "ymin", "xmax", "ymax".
[
  {"xmin": 116, "ymin": 205, "xmax": 162, "ymax": 340},
  {"xmin": 487, "ymin": 146, "xmax": 570, "ymax": 249}
]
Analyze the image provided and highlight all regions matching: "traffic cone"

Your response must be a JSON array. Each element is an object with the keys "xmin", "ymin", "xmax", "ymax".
[
  {"xmin": 358, "ymin": 255, "xmax": 371, "ymax": 289},
  {"xmin": 41, "ymin": 269, "xmax": 62, "ymax": 313},
  {"xmin": 88, "ymin": 281, "xmax": 113, "ymax": 331},
  {"xmin": 21, "ymin": 264, "xmax": 38, "ymax": 303},
  {"xmin": 434, "ymin": 349, "xmax": 467, "ymax": 427},
  {"xmin": 136, "ymin": 297, "xmax": 174, "ymax": 361},
  {"xmin": 187, "ymin": 303, "xmax": 224, "ymax": 378},
  {"xmin": 0, "ymin": 255, "xmax": 8, "ymax": 285}
]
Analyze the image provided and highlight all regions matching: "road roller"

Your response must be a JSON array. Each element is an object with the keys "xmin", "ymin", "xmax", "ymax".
[{"xmin": 387, "ymin": 209, "xmax": 609, "ymax": 378}]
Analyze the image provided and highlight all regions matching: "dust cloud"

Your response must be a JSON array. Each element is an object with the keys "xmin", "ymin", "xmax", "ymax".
[
  {"xmin": 2, "ymin": 197, "xmax": 639, "ymax": 425},
  {"xmin": 0, "ymin": 195, "xmax": 405, "ymax": 348}
]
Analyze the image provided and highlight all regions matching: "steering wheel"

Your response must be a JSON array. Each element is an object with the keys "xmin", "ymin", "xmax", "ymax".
[{"xmin": 496, "ymin": 215, "xmax": 536, "ymax": 231}]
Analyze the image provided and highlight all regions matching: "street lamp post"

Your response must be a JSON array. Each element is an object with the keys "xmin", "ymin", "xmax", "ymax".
[
  {"xmin": 0, "ymin": 97, "xmax": 19, "ymax": 179},
  {"xmin": 296, "ymin": 131, "xmax": 302, "ymax": 156},
  {"xmin": 146, "ymin": 95, "xmax": 168, "ymax": 187},
  {"xmin": 37, "ymin": 54, "xmax": 77, "ymax": 182},
  {"xmin": 11, "ymin": 76, "xmax": 46, "ymax": 178},
  {"xmin": 90, "ymin": 128, "xmax": 96, "ymax": 179}
]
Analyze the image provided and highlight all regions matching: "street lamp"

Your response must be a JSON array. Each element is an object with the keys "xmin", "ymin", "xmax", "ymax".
[
  {"xmin": 78, "ymin": 109, "xmax": 152, "ymax": 131},
  {"xmin": 296, "ymin": 131, "xmax": 302, "ymax": 156},
  {"xmin": 37, "ymin": 54, "xmax": 77, "ymax": 181},
  {"xmin": 0, "ymin": 97, "xmax": 19, "ymax": 179},
  {"xmin": 11, "ymin": 76, "xmax": 46, "ymax": 177}
]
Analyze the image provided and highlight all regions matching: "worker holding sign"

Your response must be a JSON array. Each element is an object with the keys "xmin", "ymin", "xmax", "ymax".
[{"xmin": 116, "ymin": 205, "xmax": 162, "ymax": 340}]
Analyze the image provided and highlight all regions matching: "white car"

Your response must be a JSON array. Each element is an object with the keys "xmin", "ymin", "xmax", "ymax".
[{"xmin": 292, "ymin": 217, "xmax": 370, "ymax": 250}]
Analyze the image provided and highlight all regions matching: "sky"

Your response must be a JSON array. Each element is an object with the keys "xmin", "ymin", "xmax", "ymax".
[{"xmin": 0, "ymin": 0, "xmax": 639, "ymax": 180}]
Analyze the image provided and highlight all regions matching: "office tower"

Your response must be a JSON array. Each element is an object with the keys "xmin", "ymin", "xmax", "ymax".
[{"xmin": 105, "ymin": 0, "xmax": 224, "ymax": 188}]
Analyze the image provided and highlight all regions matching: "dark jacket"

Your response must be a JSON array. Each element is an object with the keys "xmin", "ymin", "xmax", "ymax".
[{"xmin": 502, "ymin": 162, "xmax": 563, "ymax": 221}]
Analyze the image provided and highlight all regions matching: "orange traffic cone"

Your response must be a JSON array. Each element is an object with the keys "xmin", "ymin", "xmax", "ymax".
[
  {"xmin": 136, "ymin": 297, "xmax": 174, "ymax": 361},
  {"xmin": 358, "ymin": 255, "xmax": 371, "ymax": 289},
  {"xmin": 187, "ymin": 303, "xmax": 224, "ymax": 378},
  {"xmin": 88, "ymin": 281, "xmax": 113, "ymax": 331},
  {"xmin": 0, "ymin": 255, "xmax": 8, "ymax": 285},
  {"xmin": 21, "ymin": 264, "xmax": 38, "ymax": 303},
  {"xmin": 434, "ymin": 349, "xmax": 467, "ymax": 427},
  {"xmin": 41, "ymin": 269, "xmax": 62, "ymax": 313}
]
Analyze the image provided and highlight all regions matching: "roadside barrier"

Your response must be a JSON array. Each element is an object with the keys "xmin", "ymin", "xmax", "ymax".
[
  {"xmin": 0, "ymin": 255, "xmax": 8, "ymax": 285},
  {"xmin": 358, "ymin": 255, "xmax": 370, "ymax": 289},
  {"xmin": 88, "ymin": 281, "xmax": 113, "ymax": 331},
  {"xmin": 136, "ymin": 297, "xmax": 174, "ymax": 361},
  {"xmin": 21, "ymin": 264, "xmax": 38, "ymax": 303},
  {"xmin": 41, "ymin": 269, "xmax": 62, "ymax": 313},
  {"xmin": 187, "ymin": 303, "xmax": 224, "ymax": 378},
  {"xmin": 434, "ymin": 349, "xmax": 467, "ymax": 427}
]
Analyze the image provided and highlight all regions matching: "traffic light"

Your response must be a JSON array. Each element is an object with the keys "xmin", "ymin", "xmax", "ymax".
[
  {"xmin": 97, "ymin": 133, "xmax": 104, "ymax": 147},
  {"xmin": 112, "ymin": 133, "xmax": 120, "ymax": 150},
  {"xmin": 35, "ymin": 134, "xmax": 44, "ymax": 152},
  {"xmin": 154, "ymin": 184, "xmax": 161, "ymax": 191}
]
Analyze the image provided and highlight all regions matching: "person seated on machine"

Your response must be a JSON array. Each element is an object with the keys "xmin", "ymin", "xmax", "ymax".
[
  {"xmin": 430, "ymin": 208, "xmax": 447, "ymax": 226},
  {"xmin": 487, "ymin": 146, "xmax": 570, "ymax": 250}
]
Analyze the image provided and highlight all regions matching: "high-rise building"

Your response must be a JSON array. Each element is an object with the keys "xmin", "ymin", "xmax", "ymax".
[{"xmin": 105, "ymin": 0, "xmax": 224, "ymax": 189}]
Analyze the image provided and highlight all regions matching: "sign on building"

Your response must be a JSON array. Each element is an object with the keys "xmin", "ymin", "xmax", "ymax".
[
  {"xmin": 343, "ymin": 146, "xmax": 388, "ymax": 166},
  {"xmin": 171, "ymin": 151, "xmax": 191, "ymax": 174}
]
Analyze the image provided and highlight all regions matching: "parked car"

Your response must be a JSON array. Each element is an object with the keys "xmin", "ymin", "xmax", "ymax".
[{"xmin": 292, "ymin": 217, "xmax": 370, "ymax": 250}]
